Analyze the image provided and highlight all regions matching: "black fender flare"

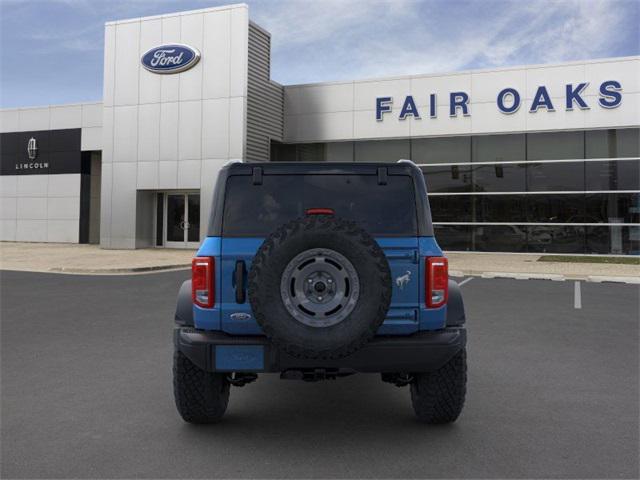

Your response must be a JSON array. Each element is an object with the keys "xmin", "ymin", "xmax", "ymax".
[
  {"xmin": 446, "ymin": 279, "xmax": 466, "ymax": 326},
  {"xmin": 175, "ymin": 280, "xmax": 193, "ymax": 326}
]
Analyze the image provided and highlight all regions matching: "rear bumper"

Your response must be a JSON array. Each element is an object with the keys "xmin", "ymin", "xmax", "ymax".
[{"xmin": 174, "ymin": 327, "xmax": 466, "ymax": 373}]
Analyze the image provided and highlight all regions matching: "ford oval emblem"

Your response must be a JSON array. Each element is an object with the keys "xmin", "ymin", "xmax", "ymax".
[{"xmin": 141, "ymin": 44, "xmax": 201, "ymax": 74}]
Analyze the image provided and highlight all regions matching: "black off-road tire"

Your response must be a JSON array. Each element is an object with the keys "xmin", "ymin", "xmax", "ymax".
[
  {"xmin": 173, "ymin": 350, "xmax": 230, "ymax": 424},
  {"xmin": 248, "ymin": 215, "xmax": 392, "ymax": 360},
  {"xmin": 410, "ymin": 348, "xmax": 467, "ymax": 424}
]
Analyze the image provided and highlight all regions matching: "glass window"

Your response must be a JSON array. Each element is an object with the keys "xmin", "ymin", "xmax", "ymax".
[
  {"xmin": 472, "ymin": 225, "xmax": 528, "ymax": 252},
  {"xmin": 471, "ymin": 225, "xmax": 587, "ymax": 254},
  {"xmin": 472, "ymin": 163, "xmax": 526, "ymax": 192},
  {"xmin": 526, "ymin": 161, "xmax": 585, "ymax": 191},
  {"xmin": 473, "ymin": 133, "xmax": 525, "ymax": 162},
  {"xmin": 585, "ymin": 160, "xmax": 640, "ymax": 191},
  {"xmin": 526, "ymin": 194, "xmax": 585, "ymax": 223},
  {"xmin": 272, "ymin": 142, "xmax": 355, "ymax": 162},
  {"xmin": 434, "ymin": 225, "xmax": 472, "ymax": 251},
  {"xmin": 166, "ymin": 194, "xmax": 185, "ymax": 243},
  {"xmin": 585, "ymin": 192, "xmax": 640, "ymax": 224},
  {"xmin": 422, "ymin": 165, "xmax": 473, "ymax": 193},
  {"xmin": 587, "ymin": 226, "xmax": 639, "ymax": 255},
  {"xmin": 270, "ymin": 143, "xmax": 297, "ymax": 162},
  {"xmin": 429, "ymin": 195, "xmax": 473, "ymax": 222},
  {"xmin": 585, "ymin": 128, "xmax": 640, "ymax": 158},
  {"xmin": 615, "ymin": 128, "xmax": 640, "ymax": 157},
  {"xmin": 296, "ymin": 143, "xmax": 326, "ymax": 162},
  {"xmin": 411, "ymin": 136, "xmax": 470, "ymax": 164},
  {"xmin": 527, "ymin": 131, "xmax": 584, "ymax": 160},
  {"xmin": 526, "ymin": 226, "xmax": 585, "ymax": 254},
  {"xmin": 325, "ymin": 142, "xmax": 353, "ymax": 162},
  {"xmin": 222, "ymin": 174, "xmax": 418, "ymax": 236},
  {"xmin": 354, "ymin": 139, "xmax": 410, "ymax": 163},
  {"xmin": 475, "ymin": 195, "xmax": 527, "ymax": 223},
  {"xmin": 155, "ymin": 193, "xmax": 163, "ymax": 246},
  {"xmin": 187, "ymin": 194, "xmax": 200, "ymax": 242}
]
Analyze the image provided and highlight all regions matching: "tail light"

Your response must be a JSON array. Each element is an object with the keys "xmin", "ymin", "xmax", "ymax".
[
  {"xmin": 426, "ymin": 257, "xmax": 448, "ymax": 308},
  {"xmin": 192, "ymin": 257, "xmax": 214, "ymax": 308},
  {"xmin": 305, "ymin": 208, "xmax": 335, "ymax": 215}
]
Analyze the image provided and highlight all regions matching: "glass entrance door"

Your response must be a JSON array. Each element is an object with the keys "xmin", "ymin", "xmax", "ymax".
[{"xmin": 164, "ymin": 193, "xmax": 200, "ymax": 248}]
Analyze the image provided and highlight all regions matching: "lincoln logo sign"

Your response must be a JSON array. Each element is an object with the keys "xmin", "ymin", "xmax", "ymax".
[
  {"xmin": 27, "ymin": 137, "xmax": 38, "ymax": 160},
  {"xmin": 141, "ymin": 44, "xmax": 200, "ymax": 74},
  {"xmin": 16, "ymin": 137, "xmax": 48, "ymax": 171},
  {"xmin": 376, "ymin": 80, "xmax": 622, "ymax": 120}
]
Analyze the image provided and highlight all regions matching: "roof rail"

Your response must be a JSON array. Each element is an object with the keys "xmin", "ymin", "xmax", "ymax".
[
  {"xmin": 224, "ymin": 159, "xmax": 243, "ymax": 167},
  {"xmin": 397, "ymin": 159, "xmax": 416, "ymax": 165}
]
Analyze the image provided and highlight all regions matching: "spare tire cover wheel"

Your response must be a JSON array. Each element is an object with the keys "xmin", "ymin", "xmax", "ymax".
[
  {"xmin": 280, "ymin": 247, "xmax": 360, "ymax": 328},
  {"xmin": 248, "ymin": 215, "xmax": 392, "ymax": 359}
]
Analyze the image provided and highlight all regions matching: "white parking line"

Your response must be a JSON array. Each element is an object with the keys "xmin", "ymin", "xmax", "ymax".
[
  {"xmin": 458, "ymin": 277, "xmax": 474, "ymax": 287},
  {"xmin": 574, "ymin": 281, "xmax": 582, "ymax": 309},
  {"xmin": 449, "ymin": 272, "xmax": 639, "ymax": 285}
]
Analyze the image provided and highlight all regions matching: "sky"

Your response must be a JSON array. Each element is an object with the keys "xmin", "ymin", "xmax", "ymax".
[{"xmin": 0, "ymin": 0, "xmax": 638, "ymax": 108}]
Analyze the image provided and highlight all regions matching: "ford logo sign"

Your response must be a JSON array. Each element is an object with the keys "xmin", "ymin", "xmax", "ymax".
[{"xmin": 141, "ymin": 44, "xmax": 200, "ymax": 74}]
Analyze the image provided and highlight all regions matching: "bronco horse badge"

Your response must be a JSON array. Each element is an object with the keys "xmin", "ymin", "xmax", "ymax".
[{"xmin": 395, "ymin": 270, "xmax": 412, "ymax": 289}]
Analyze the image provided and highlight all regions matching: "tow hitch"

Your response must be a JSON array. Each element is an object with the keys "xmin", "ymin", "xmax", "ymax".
[
  {"xmin": 280, "ymin": 369, "xmax": 356, "ymax": 382},
  {"xmin": 381, "ymin": 373, "xmax": 414, "ymax": 387},
  {"xmin": 227, "ymin": 372, "xmax": 258, "ymax": 387}
]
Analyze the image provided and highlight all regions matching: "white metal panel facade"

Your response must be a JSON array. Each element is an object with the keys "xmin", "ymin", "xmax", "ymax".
[
  {"xmin": 99, "ymin": 4, "xmax": 250, "ymax": 249},
  {"xmin": 0, "ymin": 103, "xmax": 102, "ymax": 243},
  {"xmin": 0, "ymin": 174, "xmax": 81, "ymax": 243},
  {"xmin": 0, "ymin": 102, "xmax": 103, "ymax": 147},
  {"xmin": 283, "ymin": 57, "xmax": 640, "ymax": 143}
]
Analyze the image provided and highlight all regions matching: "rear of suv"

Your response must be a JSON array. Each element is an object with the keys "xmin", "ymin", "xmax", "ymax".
[{"xmin": 173, "ymin": 161, "xmax": 467, "ymax": 423}]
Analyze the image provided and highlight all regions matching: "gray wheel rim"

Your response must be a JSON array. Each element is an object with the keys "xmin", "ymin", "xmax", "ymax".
[{"xmin": 280, "ymin": 248, "xmax": 360, "ymax": 328}]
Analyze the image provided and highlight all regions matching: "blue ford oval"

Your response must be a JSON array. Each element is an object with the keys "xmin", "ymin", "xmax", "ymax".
[{"xmin": 141, "ymin": 44, "xmax": 200, "ymax": 74}]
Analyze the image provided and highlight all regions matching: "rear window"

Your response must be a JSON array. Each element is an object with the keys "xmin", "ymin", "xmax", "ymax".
[{"xmin": 222, "ymin": 174, "xmax": 418, "ymax": 236}]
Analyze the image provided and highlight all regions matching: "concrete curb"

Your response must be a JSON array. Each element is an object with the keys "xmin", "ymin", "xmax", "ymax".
[
  {"xmin": 47, "ymin": 264, "xmax": 191, "ymax": 274},
  {"xmin": 481, "ymin": 271, "xmax": 565, "ymax": 281},
  {"xmin": 587, "ymin": 275, "xmax": 640, "ymax": 284},
  {"xmin": 450, "ymin": 270, "xmax": 640, "ymax": 284}
]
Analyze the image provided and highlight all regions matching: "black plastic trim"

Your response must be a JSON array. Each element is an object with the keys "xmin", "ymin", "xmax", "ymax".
[
  {"xmin": 252, "ymin": 166, "xmax": 263, "ymax": 185},
  {"xmin": 174, "ymin": 280, "xmax": 194, "ymax": 326},
  {"xmin": 234, "ymin": 260, "xmax": 246, "ymax": 304},
  {"xmin": 174, "ymin": 327, "xmax": 466, "ymax": 373},
  {"xmin": 377, "ymin": 167, "xmax": 388, "ymax": 185},
  {"xmin": 207, "ymin": 165, "xmax": 230, "ymax": 237},
  {"xmin": 446, "ymin": 279, "xmax": 466, "ymax": 326},
  {"xmin": 78, "ymin": 173, "xmax": 90, "ymax": 244}
]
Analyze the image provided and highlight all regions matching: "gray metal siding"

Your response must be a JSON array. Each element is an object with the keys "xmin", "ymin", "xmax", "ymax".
[{"xmin": 246, "ymin": 23, "xmax": 284, "ymax": 162}]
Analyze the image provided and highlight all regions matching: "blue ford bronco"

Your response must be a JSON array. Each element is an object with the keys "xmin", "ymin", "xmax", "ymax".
[{"xmin": 173, "ymin": 160, "xmax": 467, "ymax": 424}]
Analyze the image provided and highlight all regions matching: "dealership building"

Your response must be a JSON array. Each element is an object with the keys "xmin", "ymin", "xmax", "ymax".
[{"xmin": 1, "ymin": 3, "xmax": 638, "ymax": 254}]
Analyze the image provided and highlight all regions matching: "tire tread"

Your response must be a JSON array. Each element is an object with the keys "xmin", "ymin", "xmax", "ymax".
[
  {"xmin": 173, "ymin": 350, "xmax": 230, "ymax": 424},
  {"xmin": 410, "ymin": 348, "xmax": 467, "ymax": 424}
]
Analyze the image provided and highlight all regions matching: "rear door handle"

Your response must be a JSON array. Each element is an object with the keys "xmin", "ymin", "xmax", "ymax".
[{"xmin": 234, "ymin": 260, "xmax": 247, "ymax": 304}]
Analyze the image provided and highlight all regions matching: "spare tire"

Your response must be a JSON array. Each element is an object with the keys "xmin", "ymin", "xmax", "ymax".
[{"xmin": 248, "ymin": 215, "xmax": 391, "ymax": 359}]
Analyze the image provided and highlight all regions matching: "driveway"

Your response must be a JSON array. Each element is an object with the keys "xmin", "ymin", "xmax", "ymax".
[{"xmin": 1, "ymin": 271, "xmax": 638, "ymax": 478}]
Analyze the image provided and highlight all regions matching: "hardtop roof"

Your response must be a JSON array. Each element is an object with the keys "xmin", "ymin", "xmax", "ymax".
[{"xmin": 223, "ymin": 161, "xmax": 421, "ymax": 176}]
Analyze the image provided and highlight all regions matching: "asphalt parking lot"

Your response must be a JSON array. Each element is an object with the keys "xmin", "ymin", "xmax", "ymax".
[{"xmin": 1, "ymin": 270, "xmax": 638, "ymax": 479}]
